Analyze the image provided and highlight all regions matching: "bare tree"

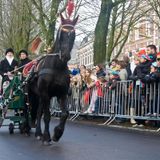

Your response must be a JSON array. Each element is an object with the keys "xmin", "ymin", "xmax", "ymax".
[
  {"xmin": 0, "ymin": 0, "xmax": 33, "ymax": 57},
  {"xmin": 24, "ymin": 0, "xmax": 67, "ymax": 48},
  {"xmin": 0, "ymin": 0, "xmax": 82, "ymax": 56},
  {"xmin": 92, "ymin": 0, "xmax": 153, "ymax": 64},
  {"xmin": 73, "ymin": 0, "xmax": 100, "ymax": 39},
  {"xmin": 107, "ymin": 0, "xmax": 150, "ymax": 61},
  {"xmin": 147, "ymin": 0, "xmax": 160, "ymax": 19},
  {"xmin": 93, "ymin": 0, "xmax": 126, "ymax": 65}
]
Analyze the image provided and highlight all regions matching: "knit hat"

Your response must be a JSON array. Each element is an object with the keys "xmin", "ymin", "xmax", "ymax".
[
  {"xmin": 19, "ymin": 49, "xmax": 28, "ymax": 56},
  {"xmin": 5, "ymin": 48, "xmax": 14, "ymax": 55}
]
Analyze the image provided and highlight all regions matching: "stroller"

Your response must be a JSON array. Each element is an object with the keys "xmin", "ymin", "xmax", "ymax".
[{"xmin": 0, "ymin": 73, "xmax": 30, "ymax": 134}]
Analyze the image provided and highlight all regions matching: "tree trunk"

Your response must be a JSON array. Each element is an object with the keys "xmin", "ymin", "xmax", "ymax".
[
  {"xmin": 106, "ymin": 5, "xmax": 118, "ymax": 62},
  {"xmin": 93, "ymin": 0, "xmax": 113, "ymax": 65},
  {"xmin": 46, "ymin": 0, "xmax": 60, "ymax": 46}
]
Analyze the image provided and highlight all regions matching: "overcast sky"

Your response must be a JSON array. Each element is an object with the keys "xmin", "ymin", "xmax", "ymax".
[{"xmin": 55, "ymin": 0, "xmax": 100, "ymax": 42}]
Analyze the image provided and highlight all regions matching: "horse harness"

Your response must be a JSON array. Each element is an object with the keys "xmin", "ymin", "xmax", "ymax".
[{"xmin": 36, "ymin": 53, "xmax": 61, "ymax": 77}]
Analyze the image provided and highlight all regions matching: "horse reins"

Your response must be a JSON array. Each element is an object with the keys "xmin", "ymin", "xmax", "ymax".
[
  {"xmin": 56, "ymin": 24, "xmax": 75, "ymax": 59},
  {"xmin": 9, "ymin": 24, "xmax": 75, "ymax": 74}
]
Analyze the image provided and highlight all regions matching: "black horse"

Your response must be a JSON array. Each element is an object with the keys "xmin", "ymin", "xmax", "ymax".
[{"xmin": 28, "ymin": 13, "xmax": 78, "ymax": 144}]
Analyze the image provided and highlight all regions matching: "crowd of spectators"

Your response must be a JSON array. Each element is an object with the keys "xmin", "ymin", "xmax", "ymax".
[{"xmin": 69, "ymin": 44, "xmax": 160, "ymax": 125}]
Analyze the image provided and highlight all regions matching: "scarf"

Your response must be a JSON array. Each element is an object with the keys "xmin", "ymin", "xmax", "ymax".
[{"xmin": 6, "ymin": 56, "xmax": 14, "ymax": 65}]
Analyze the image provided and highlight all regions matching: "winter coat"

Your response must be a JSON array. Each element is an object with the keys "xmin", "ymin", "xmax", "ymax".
[
  {"xmin": 142, "ymin": 72, "xmax": 160, "ymax": 83},
  {"xmin": 130, "ymin": 61, "xmax": 151, "ymax": 81},
  {"xmin": 119, "ymin": 69, "xmax": 128, "ymax": 81},
  {"xmin": 125, "ymin": 63, "xmax": 132, "ymax": 79},
  {"xmin": 18, "ymin": 58, "xmax": 31, "ymax": 73},
  {"xmin": 0, "ymin": 58, "xmax": 18, "ymax": 81},
  {"xmin": 148, "ymin": 53, "xmax": 156, "ymax": 63}
]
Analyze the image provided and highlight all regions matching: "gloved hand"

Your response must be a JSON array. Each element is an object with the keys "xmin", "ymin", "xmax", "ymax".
[{"xmin": 129, "ymin": 75, "xmax": 138, "ymax": 81}]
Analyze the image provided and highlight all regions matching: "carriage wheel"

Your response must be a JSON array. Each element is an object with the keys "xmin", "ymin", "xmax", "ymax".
[{"xmin": 9, "ymin": 123, "xmax": 14, "ymax": 134}]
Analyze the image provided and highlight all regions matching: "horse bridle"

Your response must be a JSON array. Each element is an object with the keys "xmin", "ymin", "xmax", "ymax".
[
  {"xmin": 40, "ymin": 24, "xmax": 75, "ymax": 65},
  {"xmin": 46, "ymin": 24, "xmax": 75, "ymax": 59},
  {"xmin": 58, "ymin": 24, "xmax": 75, "ymax": 41},
  {"xmin": 60, "ymin": 24, "xmax": 75, "ymax": 33}
]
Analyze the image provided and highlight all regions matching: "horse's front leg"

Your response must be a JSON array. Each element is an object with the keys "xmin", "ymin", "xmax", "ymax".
[
  {"xmin": 42, "ymin": 97, "xmax": 51, "ymax": 144},
  {"xmin": 52, "ymin": 95, "xmax": 69, "ymax": 142},
  {"xmin": 35, "ymin": 99, "xmax": 43, "ymax": 140}
]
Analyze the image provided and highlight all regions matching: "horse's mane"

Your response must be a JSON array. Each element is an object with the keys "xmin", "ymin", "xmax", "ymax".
[{"xmin": 52, "ymin": 28, "xmax": 61, "ymax": 53}]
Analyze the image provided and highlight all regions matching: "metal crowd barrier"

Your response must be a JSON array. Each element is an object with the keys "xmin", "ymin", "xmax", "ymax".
[{"xmin": 51, "ymin": 80, "xmax": 160, "ymax": 124}]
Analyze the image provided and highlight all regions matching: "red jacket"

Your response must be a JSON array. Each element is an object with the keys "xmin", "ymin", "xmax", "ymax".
[{"xmin": 95, "ymin": 81, "xmax": 103, "ymax": 97}]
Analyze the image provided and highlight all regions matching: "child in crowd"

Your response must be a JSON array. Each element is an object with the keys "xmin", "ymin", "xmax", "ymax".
[
  {"xmin": 84, "ymin": 64, "xmax": 106, "ymax": 114},
  {"xmin": 94, "ymin": 70, "xmax": 106, "ymax": 114},
  {"xmin": 143, "ymin": 62, "xmax": 160, "ymax": 83},
  {"xmin": 110, "ymin": 59, "xmax": 119, "ymax": 71},
  {"xmin": 82, "ymin": 69, "xmax": 95, "ymax": 112},
  {"xmin": 69, "ymin": 71, "xmax": 81, "ymax": 111},
  {"xmin": 142, "ymin": 62, "xmax": 160, "ymax": 117},
  {"xmin": 116, "ymin": 61, "xmax": 128, "ymax": 81},
  {"xmin": 107, "ymin": 71, "xmax": 120, "ymax": 89},
  {"xmin": 106, "ymin": 71, "xmax": 120, "ymax": 114}
]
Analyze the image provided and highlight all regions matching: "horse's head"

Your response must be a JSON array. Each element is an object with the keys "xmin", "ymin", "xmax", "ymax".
[{"xmin": 52, "ymin": 13, "xmax": 78, "ymax": 63}]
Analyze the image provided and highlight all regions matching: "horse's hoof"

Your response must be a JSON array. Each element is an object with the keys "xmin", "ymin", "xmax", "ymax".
[
  {"xmin": 25, "ymin": 133, "xmax": 30, "ymax": 137},
  {"xmin": 36, "ymin": 136, "xmax": 41, "ymax": 140},
  {"xmin": 52, "ymin": 136, "xmax": 59, "ymax": 142},
  {"xmin": 43, "ymin": 141, "xmax": 52, "ymax": 146},
  {"xmin": 52, "ymin": 126, "xmax": 64, "ymax": 142}
]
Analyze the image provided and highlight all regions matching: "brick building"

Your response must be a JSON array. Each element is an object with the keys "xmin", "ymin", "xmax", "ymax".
[{"xmin": 77, "ymin": 15, "xmax": 160, "ymax": 67}]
